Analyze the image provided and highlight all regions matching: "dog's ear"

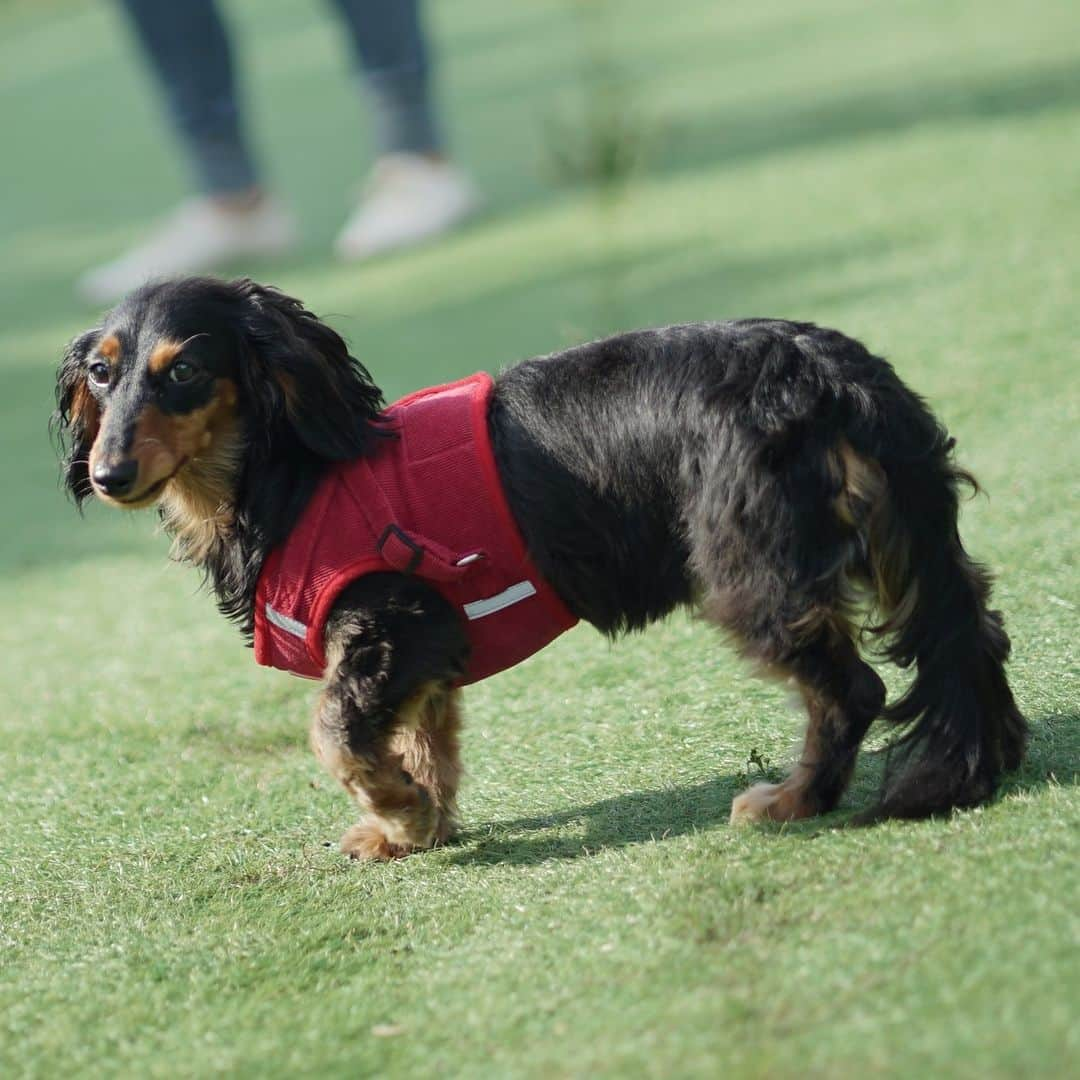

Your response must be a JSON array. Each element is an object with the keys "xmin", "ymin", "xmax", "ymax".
[
  {"xmin": 233, "ymin": 279, "xmax": 384, "ymax": 461},
  {"xmin": 52, "ymin": 327, "xmax": 102, "ymax": 506}
]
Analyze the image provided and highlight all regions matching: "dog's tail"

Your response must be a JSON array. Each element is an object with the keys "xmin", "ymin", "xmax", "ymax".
[{"xmin": 836, "ymin": 386, "xmax": 1028, "ymax": 819}]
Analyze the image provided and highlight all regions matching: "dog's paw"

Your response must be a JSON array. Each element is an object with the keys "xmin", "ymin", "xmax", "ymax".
[
  {"xmin": 433, "ymin": 812, "xmax": 456, "ymax": 847},
  {"xmin": 339, "ymin": 822, "xmax": 415, "ymax": 861},
  {"xmin": 730, "ymin": 781, "xmax": 814, "ymax": 825}
]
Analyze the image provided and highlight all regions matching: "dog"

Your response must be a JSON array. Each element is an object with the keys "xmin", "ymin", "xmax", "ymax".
[{"xmin": 53, "ymin": 277, "xmax": 1027, "ymax": 858}]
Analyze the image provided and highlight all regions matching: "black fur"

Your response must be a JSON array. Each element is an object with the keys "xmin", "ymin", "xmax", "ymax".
[
  {"xmin": 54, "ymin": 280, "xmax": 1027, "ymax": 850},
  {"xmin": 493, "ymin": 320, "xmax": 1027, "ymax": 819},
  {"xmin": 217, "ymin": 278, "xmax": 386, "ymax": 630},
  {"xmin": 322, "ymin": 574, "xmax": 470, "ymax": 751}
]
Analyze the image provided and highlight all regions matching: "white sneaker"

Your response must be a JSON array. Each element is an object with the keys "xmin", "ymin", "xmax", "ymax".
[
  {"xmin": 76, "ymin": 195, "xmax": 297, "ymax": 304},
  {"xmin": 334, "ymin": 154, "xmax": 478, "ymax": 261}
]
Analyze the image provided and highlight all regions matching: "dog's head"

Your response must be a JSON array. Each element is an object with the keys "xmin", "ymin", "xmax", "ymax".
[{"xmin": 53, "ymin": 277, "xmax": 384, "ymax": 515}]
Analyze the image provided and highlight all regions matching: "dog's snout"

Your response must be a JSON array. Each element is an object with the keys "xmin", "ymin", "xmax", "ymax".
[{"xmin": 91, "ymin": 458, "xmax": 139, "ymax": 496}]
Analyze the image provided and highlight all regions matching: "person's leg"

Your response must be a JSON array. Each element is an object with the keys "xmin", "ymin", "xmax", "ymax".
[
  {"xmin": 118, "ymin": 0, "xmax": 259, "ymax": 195},
  {"xmin": 78, "ymin": 0, "xmax": 296, "ymax": 303},
  {"xmin": 327, "ymin": 0, "xmax": 477, "ymax": 259},
  {"xmin": 328, "ymin": 0, "xmax": 443, "ymax": 158}
]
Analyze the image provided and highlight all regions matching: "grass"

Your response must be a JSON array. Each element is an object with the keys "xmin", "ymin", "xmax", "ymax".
[{"xmin": 1, "ymin": 0, "xmax": 1078, "ymax": 1076}]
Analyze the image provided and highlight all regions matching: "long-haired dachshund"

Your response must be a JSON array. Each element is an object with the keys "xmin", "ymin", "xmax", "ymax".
[{"xmin": 53, "ymin": 277, "xmax": 1027, "ymax": 858}]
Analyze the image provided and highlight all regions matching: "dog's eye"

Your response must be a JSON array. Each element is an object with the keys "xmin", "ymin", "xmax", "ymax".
[
  {"xmin": 170, "ymin": 360, "xmax": 197, "ymax": 384},
  {"xmin": 87, "ymin": 362, "xmax": 111, "ymax": 387}
]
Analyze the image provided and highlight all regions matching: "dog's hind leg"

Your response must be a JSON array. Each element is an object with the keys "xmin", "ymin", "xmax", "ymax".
[
  {"xmin": 728, "ymin": 626, "xmax": 885, "ymax": 824},
  {"xmin": 691, "ymin": 479, "xmax": 885, "ymax": 822},
  {"xmin": 311, "ymin": 680, "xmax": 462, "ymax": 861}
]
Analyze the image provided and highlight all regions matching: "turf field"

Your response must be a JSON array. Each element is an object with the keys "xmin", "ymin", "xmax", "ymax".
[{"xmin": 1, "ymin": 1, "xmax": 1077, "ymax": 1075}]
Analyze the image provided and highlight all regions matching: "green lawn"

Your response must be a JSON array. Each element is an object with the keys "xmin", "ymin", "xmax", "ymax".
[{"xmin": 2, "ymin": 0, "xmax": 1078, "ymax": 1076}]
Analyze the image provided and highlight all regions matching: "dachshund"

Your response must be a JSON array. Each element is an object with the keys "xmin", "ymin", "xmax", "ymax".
[{"xmin": 53, "ymin": 277, "xmax": 1027, "ymax": 859}]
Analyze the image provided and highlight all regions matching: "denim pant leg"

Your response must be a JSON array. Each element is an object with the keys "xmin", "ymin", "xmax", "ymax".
[
  {"xmin": 328, "ymin": 0, "xmax": 444, "ymax": 156},
  {"xmin": 118, "ymin": 0, "xmax": 259, "ymax": 194}
]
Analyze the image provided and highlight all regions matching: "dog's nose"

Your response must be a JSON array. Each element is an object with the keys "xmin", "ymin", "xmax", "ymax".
[{"xmin": 92, "ymin": 459, "xmax": 139, "ymax": 497}]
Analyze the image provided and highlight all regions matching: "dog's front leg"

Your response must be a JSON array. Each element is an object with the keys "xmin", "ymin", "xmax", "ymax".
[
  {"xmin": 310, "ymin": 579, "xmax": 467, "ymax": 860},
  {"xmin": 312, "ymin": 677, "xmax": 462, "ymax": 860}
]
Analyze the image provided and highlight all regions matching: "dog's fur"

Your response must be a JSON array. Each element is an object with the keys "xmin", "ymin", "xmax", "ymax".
[{"xmin": 53, "ymin": 277, "xmax": 1027, "ymax": 858}]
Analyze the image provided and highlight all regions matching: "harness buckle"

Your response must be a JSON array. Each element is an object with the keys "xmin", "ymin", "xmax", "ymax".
[{"xmin": 378, "ymin": 524, "xmax": 424, "ymax": 575}]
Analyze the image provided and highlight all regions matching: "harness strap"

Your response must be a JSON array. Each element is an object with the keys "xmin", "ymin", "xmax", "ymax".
[{"xmin": 351, "ymin": 458, "xmax": 482, "ymax": 583}]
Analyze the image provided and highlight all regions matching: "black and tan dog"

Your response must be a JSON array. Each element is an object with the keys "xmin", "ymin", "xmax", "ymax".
[{"xmin": 54, "ymin": 277, "xmax": 1027, "ymax": 858}]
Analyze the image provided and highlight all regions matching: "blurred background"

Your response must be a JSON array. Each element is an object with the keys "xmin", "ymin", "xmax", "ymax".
[{"xmin": 2, "ymin": 0, "xmax": 1076, "ymax": 586}]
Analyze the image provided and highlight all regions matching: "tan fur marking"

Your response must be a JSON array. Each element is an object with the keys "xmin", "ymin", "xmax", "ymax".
[
  {"xmin": 788, "ymin": 603, "xmax": 858, "ymax": 647},
  {"xmin": 311, "ymin": 682, "xmax": 463, "ymax": 860},
  {"xmin": 832, "ymin": 439, "xmax": 886, "ymax": 527},
  {"xmin": 90, "ymin": 379, "xmax": 241, "ymax": 545},
  {"xmin": 827, "ymin": 438, "xmax": 921, "ymax": 634},
  {"xmin": 129, "ymin": 394, "xmax": 219, "ymax": 488},
  {"xmin": 157, "ymin": 379, "xmax": 242, "ymax": 562},
  {"xmin": 730, "ymin": 766, "xmax": 817, "ymax": 824},
  {"xmin": 148, "ymin": 338, "xmax": 184, "ymax": 374},
  {"xmin": 339, "ymin": 821, "xmax": 413, "ymax": 861},
  {"xmin": 98, "ymin": 334, "xmax": 121, "ymax": 363},
  {"xmin": 389, "ymin": 687, "xmax": 463, "ymax": 844},
  {"xmin": 69, "ymin": 380, "xmax": 100, "ymax": 436},
  {"xmin": 730, "ymin": 636, "xmax": 879, "ymax": 825},
  {"xmin": 731, "ymin": 688, "xmax": 828, "ymax": 825},
  {"xmin": 832, "ymin": 439, "xmax": 920, "ymax": 629}
]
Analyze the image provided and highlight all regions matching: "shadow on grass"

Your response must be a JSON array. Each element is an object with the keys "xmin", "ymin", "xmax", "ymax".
[
  {"xmin": 1004, "ymin": 710, "xmax": 1080, "ymax": 793},
  {"xmin": 451, "ymin": 774, "xmax": 744, "ymax": 866},
  {"xmin": 449, "ymin": 712, "xmax": 1078, "ymax": 865}
]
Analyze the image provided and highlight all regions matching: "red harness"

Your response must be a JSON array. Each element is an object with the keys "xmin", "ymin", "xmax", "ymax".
[{"xmin": 254, "ymin": 373, "xmax": 578, "ymax": 684}]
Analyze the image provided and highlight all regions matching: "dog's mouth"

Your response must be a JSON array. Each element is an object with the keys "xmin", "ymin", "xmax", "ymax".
[{"xmin": 95, "ymin": 457, "xmax": 189, "ymax": 508}]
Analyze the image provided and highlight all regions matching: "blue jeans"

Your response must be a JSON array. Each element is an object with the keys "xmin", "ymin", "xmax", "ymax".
[{"xmin": 119, "ymin": 0, "xmax": 443, "ymax": 194}]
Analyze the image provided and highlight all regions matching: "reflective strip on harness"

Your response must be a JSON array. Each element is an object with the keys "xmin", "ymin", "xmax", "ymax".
[
  {"xmin": 463, "ymin": 580, "xmax": 537, "ymax": 620},
  {"xmin": 265, "ymin": 603, "xmax": 308, "ymax": 639}
]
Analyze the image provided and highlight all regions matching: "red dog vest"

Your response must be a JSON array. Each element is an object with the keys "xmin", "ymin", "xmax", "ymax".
[{"xmin": 254, "ymin": 373, "xmax": 578, "ymax": 684}]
